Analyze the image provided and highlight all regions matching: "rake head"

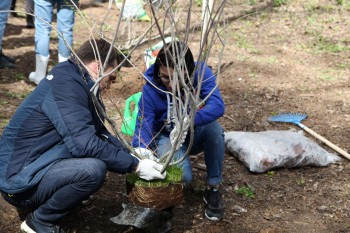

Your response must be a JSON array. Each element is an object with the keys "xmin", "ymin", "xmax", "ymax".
[{"xmin": 267, "ymin": 113, "xmax": 308, "ymax": 125}]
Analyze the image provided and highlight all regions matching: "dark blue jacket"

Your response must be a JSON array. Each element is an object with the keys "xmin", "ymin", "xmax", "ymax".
[
  {"xmin": 132, "ymin": 63, "xmax": 225, "ymax": 149},
  {"xmin": 0, "ymin": 59, "xmax": 139, "ymax": 194}
]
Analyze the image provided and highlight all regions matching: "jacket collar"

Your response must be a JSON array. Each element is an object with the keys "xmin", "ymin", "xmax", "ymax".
[{"xmin": 68, "ymin": 57, "xmax": 96, "ymax": 90}]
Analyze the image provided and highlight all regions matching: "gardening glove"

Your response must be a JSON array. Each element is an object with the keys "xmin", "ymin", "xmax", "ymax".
[
  {"xmin": 136, "ymin": 159, "xmax": 167, "ymax": 180},
  {"xmin": 133, "ymin": 147, "xmax": 158, "ymax": 162},
  {"xmin": 170, "ymin": 116, "xmax": 189, "ymax": 150}
]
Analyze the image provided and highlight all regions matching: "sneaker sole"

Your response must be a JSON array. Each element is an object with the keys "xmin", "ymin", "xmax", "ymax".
[
  {"xmin": 20, "ymin": 221, "xmax": 36, "ymax": 233},
  {"xmin": 203, "ymin": 196, "xmax": 208, "ymax": 204},
  {"xmin": 204, "ymin": 210, "xmax": 222, "ymax": 221},
  {"xmin": 203, "ymin": 197, "xmax": 224, "ymax": 221}
]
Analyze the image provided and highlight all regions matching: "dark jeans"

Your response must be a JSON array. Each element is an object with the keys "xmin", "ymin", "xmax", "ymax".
[{"xmin": 2, "ymin": 158, "xmax": 107, "ymax": 223}]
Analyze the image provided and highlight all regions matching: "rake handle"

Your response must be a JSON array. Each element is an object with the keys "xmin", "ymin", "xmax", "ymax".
[{"xmin": 298, "ymin": 123, "xmax": 350, "ymax": 160}]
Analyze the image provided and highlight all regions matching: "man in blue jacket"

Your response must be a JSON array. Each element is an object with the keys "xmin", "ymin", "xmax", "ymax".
[
  {"xmin": 132, "ymin": 41, "xmax": 225, "ymax": 221},
  {"xmin": 0, "ymin": 38, "xmax": 166, "ymax": 233}
]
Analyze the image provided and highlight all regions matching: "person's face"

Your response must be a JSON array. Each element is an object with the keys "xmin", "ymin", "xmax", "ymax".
[
  {"xmin": 159, "ymin": 65, "xmax": 174, "ymax": 91},
  {"xmin": 99, "ymin": 63, "xmax": 117, "ymax": 91},
  {"xmin": 89, "ymin": 60, "xmax": 117, "ymax": 91}
]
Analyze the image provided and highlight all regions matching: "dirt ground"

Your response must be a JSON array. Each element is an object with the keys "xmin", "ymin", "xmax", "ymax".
[{"xmin": 1, "ymin": 0, "xmax": 350, "ymax": 232}]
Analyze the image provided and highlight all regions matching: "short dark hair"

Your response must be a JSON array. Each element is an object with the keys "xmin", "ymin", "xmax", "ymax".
[
  {"xmin": 153, "ymin": 40, "xmax": 195, "ymax": 86},
  {"xmin": 75, "ymin": 38, "xmax": 117, "ymax": 67}
]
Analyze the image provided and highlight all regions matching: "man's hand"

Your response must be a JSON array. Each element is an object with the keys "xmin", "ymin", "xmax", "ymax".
[
  {"xmin": 170, "ymin": 116, "xmax": 189, "ymax": 150},
  {"xmin": 136, "ymin": 159, "xmax": 167, "ymax": 180}
]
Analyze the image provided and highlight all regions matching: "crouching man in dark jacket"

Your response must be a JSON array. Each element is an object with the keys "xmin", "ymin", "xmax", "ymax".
[{"xmin": 0, "ymin": 38, "xmax": 166, "ymax": 233}]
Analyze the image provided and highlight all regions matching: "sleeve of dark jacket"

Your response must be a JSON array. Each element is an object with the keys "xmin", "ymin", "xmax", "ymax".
[{"xmin": 41, "ymin": 64, "xmax": 139, "ymax": 174}]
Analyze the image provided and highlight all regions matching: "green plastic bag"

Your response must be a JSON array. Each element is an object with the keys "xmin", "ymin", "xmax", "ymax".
[{"xmin": 121, "ymin": 92, "xmax": 142, "ymax": 136}]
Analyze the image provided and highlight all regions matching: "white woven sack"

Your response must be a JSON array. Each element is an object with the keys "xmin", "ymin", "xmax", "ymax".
[{"xmin": 225, "ymin": 130, "xmax": 340, "ymax": 173}]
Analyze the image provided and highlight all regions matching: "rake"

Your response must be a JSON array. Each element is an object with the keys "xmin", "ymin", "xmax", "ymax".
[{"xmin": 267, "ymin": 113, "xmax": 350, "ymax": 160}]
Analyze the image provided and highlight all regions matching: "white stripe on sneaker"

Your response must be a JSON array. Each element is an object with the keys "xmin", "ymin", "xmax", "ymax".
[{"xmin": 20, "ymin": 220, "xmax": 36, "ymax": 233}]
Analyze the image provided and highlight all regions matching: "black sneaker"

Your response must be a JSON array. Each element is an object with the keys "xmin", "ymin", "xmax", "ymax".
[
  {"xmin": 2, "ymin": 52, "xmax": 16, "ymax": 63},
  {"xmin": 203, "ymin": 187, "xmax": 224, "ymax": 221},
  {"xmin": 0, "ymin": 53, "xmax": 16, "ymax": 69},
  {"xmin": 20, "ymin": 213, "xmax": 65, "ymax": 233},
  {"xmin": 26, "ymin": 15, "xmax": 35, "ymax": 29}
]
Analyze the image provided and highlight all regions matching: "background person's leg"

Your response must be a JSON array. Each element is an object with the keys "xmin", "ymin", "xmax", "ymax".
[
  {"xmin": 0, "ymin": 0, "xmax": 11, "ymax": 49},
  {"xmin": 0, "ymin": 0, "xmax": 16, "ymax": 69},
  {"xmin": 29, "ymin": 0, "xmax": 53, "ymax": 83},
  {"xmin": 33, "ymin": 0, "xmax": 53, "ymax": 57},
  {"xmin": 25, "ymin": 0, "xmax": 35, "ymax": 28},
  {"xmin": 56, "ymin": 0, "xmax": 77, "ymax": 61}
]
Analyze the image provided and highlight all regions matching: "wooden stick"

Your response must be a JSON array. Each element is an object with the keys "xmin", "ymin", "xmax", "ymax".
[{"xmin": 298, "ymin": 123, "xmax": 350, "ymax": 160}]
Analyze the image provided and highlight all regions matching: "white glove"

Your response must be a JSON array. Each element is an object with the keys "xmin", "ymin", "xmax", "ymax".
[
  {"xmin": 133, "ymin": 147, "xmax": 158, "ymax": 161},
  {"xmin": 136, "ymin": 159, "xmax": 167, "ymax": 180},
  {"xmin": 170, "ymin": 116, "xmax": 189, "ymax": 150}
]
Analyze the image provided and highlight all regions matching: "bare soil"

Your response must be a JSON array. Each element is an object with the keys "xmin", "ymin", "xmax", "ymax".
[{"xmin": 1, "ymin": 0, "xmax": 350, "ymax": 232}]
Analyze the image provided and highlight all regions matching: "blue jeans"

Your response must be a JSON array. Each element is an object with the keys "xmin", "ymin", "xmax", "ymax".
[
  {"xmin": 2, "ymin": 158, "xmax": 106, "ymax": 223},
  {"xmin": 0, "ymin": 0, "xmax": 11, "ymax": 50},
  {"xmin": 34, "ymin": 0, "xmax": 77, "ymax": 57},
  {"xmin": 154, "ymin": 120, "xmax": 225, "ymax": 186}
]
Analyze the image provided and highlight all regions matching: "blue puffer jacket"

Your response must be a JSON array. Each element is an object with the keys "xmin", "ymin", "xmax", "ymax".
[
  {"xmin": 132, "ymin": 62, "xmax": 225, "ymax": 149},
  {"xmin": 0, "ymin": 59, "xmax": 139, "ymax": 194}
]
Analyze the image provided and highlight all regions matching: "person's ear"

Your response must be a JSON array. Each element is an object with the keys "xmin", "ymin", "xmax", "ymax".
[{"xmin": 92, "ymin": 61, "xmax": 100, "ymax": 75}]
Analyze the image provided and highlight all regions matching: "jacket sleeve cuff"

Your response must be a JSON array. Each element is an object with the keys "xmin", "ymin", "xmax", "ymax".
[{"xmin": 131, "ymin": 157, "xmax": 140, "ymax": 173}]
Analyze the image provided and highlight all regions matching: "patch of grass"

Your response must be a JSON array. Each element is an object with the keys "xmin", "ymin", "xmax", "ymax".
[
  {"xmin": 248, "ymin": 73, "xmax": 257, "ymax": 80},
  {"xmin": 126, "ymin": 165, "xmax": 183, "ymax": 187},
  {"xmin": 336, "ymin": 0, "xmax": 343, "ymax": 5},
  {"xmin": 267, "ymin": 170, "xmax": 276, "ymax": 176},
  {"xmin": 296, "ymin": 178, "xmax": 305, "ymax": 185},
  {"xmin": 267, "ymin": 171, "xmax": 276, "ymax": 181},
  {"xmin": 318, "ymin": 36, "xmax": 348, "ymax": 53},
  {"xmin": 308, "ymin": 35, "xmax": 349, "ymax": 53},
  {"xmin": 14, "ymin": 72, "xmax": 25, "ymax": 81},
  {"xmin": 269, "ymin": 111, "xmax": 279, "ymax": 116},
  {"xmin": 319, "ymin": 69, "xmax": 343, "ymax": 81},
  {"xmin": 249, "ymin": 0, "xmax": 257, "ymax": 5},
  {"xmin": 195, "ymin": 0, "xmax": 202, "ymax": 7},
  {"xmin": 102, "ymin": 23, "xmax": 113, "ymax": 33},
  {"xmin": 273, "ymin": 0, "xmax": 288, "ymax": 7},
  {"xmin": 236, "ymin": 185, "xmax": 255, "ymax": 198},
  {"xmin": 254, "ymin": 56, "xmax": 277, "ymax": 65},
  {"xmin": 267, "ymin": 56, "xmax": 278, "ymax": 64},
  {"xmin": 5, "ymin": 92, "xmax": 29, "ymax": 100},
  {"xmin": 305, "ymin": 14, "xmax": 318, "ymax": 29},
  {"xmin": 336, "ymin": 62, "xmax": 350, "ymax": 69},
  {"xmin": 0, "ymin": 100, "xmax": 9, "ymax": 106},
  {"xmin": 306, "ymin": 2, "xmax": 337, "ymax": 12},
  {"xmin": 233, "ymin": 33, "xmax": 258, "ymax": 53},
  {"xmin": 335, "ymin": 0, "xmax": 350, "ymax": 9},
  {"xmin": 323, "ymin": 16, "xmax": 336, "ymax": 24}
]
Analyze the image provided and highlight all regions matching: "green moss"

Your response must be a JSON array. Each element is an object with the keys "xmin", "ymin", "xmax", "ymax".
[{"xmin": 126, "ymin": 165, "xmax": 183, "ymax": 187}]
